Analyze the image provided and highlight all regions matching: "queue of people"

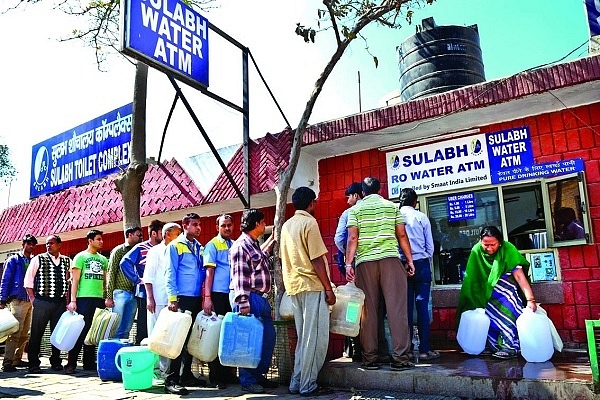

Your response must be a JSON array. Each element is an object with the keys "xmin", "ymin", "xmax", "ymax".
[{"xmin": 0, "ymin": 176, "xmax": 540, "ymax": 394}]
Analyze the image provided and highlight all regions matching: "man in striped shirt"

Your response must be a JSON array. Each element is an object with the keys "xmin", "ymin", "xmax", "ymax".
[
  {"xmin": 229, "ymin": 208, "xmax": 277, "ymax": 394},
  {"xmin": 345, "ymin": 177, "xmax": 416, "ymax": 371}
]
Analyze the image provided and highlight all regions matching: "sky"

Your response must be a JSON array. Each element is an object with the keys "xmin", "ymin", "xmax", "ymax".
[{"xmin": 0, "ymin": 0, "xmax": 591, "ymax": 208}]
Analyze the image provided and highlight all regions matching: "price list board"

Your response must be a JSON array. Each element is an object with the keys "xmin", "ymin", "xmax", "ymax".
[{"xmin": 447, "ymin": 192, "xmax": 476, "ymax": 222}]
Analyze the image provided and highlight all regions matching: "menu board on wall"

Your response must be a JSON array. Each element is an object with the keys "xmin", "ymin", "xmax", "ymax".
[{"xmin": 447, "ymin": 192, "xmax": 476, "ymax": 222}]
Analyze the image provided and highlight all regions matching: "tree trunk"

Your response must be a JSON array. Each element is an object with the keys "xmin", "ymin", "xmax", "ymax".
[{"xmin": 113, "ymin": 62, "xmax": 149, "ymax": 230}]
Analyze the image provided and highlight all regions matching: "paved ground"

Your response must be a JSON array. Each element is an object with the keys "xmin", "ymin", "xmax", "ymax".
[{"xmin": 0, "ymin": 357, "xmax": 460, "ymax": 400}]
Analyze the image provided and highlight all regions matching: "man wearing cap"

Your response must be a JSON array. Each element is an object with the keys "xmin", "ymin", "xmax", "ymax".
[
  {"xmin": 120, "ymin": 219, "xmax": 165, "ymax": 344},
  {"xmin": 0, "ymin": 234, "xmax": 37, "ymax": 372},
  {"xmin": 334, "ymin": 182, "xmax": 364, "ymax": 361},
  {"xmin": 144, "ymin": 222, "xmax": 182, "ymax": 377},
  {"xmin": 24, "ymin": 234, "xmax": 71, "ymax": 373},
  {"xmin": 202, "ymin": 214, "xmax": 238, "ymax": 389}
]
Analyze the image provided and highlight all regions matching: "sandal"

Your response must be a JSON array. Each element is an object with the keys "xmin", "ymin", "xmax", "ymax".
[
  {"xmin": 492, "ymin": 350, "xmax": 517, "ymax": 359},
  {"xmin": 420, "ymin": 350, "xmax": 441, "ymax": 360}
]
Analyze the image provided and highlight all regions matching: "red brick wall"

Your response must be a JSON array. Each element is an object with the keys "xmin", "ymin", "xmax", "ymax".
[{"xmin": 316, "ymin": 103, "xmax": 600, "ymax": 352}]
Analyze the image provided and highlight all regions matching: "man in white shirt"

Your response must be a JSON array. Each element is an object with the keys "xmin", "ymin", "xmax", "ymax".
[{"xmin": 143, "ymin": 222, "xmax": 182, "ymax": 374}]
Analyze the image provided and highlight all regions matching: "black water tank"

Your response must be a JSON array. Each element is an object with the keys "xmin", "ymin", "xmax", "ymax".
[{"xmin": 398, "ymin": 17, "xmax": 485, "ymax": 102}]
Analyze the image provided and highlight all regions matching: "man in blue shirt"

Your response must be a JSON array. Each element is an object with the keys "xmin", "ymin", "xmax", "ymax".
[
  {"xmin": 202, "ymin": 214, "xmax": 238, "ymax": 389},
  {"xmin": 398, "ymin": 188, "xmax": 439, "ymax": 361},
  {"xmin": 120, "ymin": 219, "xmax": 165, "ymax": 344},
  {"xmin": 0, "ymin": 234, "xmax": 37, "ymax": 372},
  {"xmin": 164, "ymin": 213, "xmax": 206, "ymax": 395}
]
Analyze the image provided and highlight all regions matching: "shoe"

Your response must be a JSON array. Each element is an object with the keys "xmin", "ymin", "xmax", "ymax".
[
  {"xmin": 209, "ymin": 381, "xmax": 227, "ymax": 389},
  {"xmin": 492, "ymin": 350, "xmax": 517, "ymax": 359},
  {"xmin": 289, "ymin": 388, "xmax": 300, "ymax": 394},
  {"xmin": 242, "ymin": 383, "xmax": 265, "ymax": 394},
  {"xmin": 360, "ymin": 362, "xmax": 380, "ymax": 370},
  {"xmin": 301, "ymin": 386, "xmax": 335, "ymax": 397},
  {"xmin": 180, "ymin": 376, "xmax": 207, "ymax": 387},
  {"xmin": 390, "ymin": 360, "xmax": 415, "ymax": 371},
  {"xmin": 420, "ymin": 350, "xmax": 441, "ymax": 361},
  {"xmin": 28, "ymin": 367, "xmax": 43, "ymax": 373},
  {"xmin": 13, "ymin": 361, "xmax": 29, "ymax": 368},
  {"xmin": 51, "ymin": 365, "xmax": 64, "ymax": 371},
  {"xmin": 3, "ymin": 364, "xmax": 17, "ymax": 373},
  {"xmin": 164, "ymin": 383, "xmax": 189, "ymax": 395},
  {"xmin": 64, "ymin": 365, "xmax": 76, "ymax": 374},
  {"xmin": 257, "ymin": 378, "xmax": 279, "ymax": 388}
]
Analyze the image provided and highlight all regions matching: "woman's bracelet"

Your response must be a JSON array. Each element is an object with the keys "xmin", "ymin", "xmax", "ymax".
[{"xmin": 527, "ymin": 298, "xmax": 536, "ymax": 302}]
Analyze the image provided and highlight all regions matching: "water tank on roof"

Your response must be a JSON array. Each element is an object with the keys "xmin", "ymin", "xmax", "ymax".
[{"xmin": 397, "ymin": 17, "xmax": 485, "ymax": 102}]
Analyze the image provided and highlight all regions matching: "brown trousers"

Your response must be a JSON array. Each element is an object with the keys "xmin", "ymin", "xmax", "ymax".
[{"xmin": 356, "ymin": 257, "xmax": 411, "ymax": 363}]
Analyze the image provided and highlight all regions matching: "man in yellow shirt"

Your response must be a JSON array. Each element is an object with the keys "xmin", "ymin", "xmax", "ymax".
[{"xmin": 280, "ymin": 187, "xmax": 336, "ymax": 396}]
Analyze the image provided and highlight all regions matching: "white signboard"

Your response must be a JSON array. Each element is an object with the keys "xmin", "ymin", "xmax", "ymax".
[{"xmin": 386, "ymin": 134, "xmax": 491, "ymax": 198}]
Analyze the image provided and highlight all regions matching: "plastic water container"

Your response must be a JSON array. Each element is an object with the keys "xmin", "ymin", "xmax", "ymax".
[
  {"xmin": 187, "ymin": 311, "xmax": 223, "ymax": 362},
  {"xmin": 147, "ymin": 308, "xmax": 192, "ymax": 359},
  {"xmin": 279, "ymin": 291, "xmax": 294, "ymax": 321},
  {"xmin": 0, "ymin": 308, "xmax": 19, "ymax": 342},
  {"xmin": 115, "ymin": 346, "xmax": 157, "ymax": 390},
  {"xmin": 457, "ymin": 308, "xmax": 490, "ymax": 355},
  {"xmin": 517, "ymin": 307, "xmax": 554, "ymax": 362},
  {"xmin": 329, "ymin": 282, "xmax": 365, "ymax": 337},
  {"xmin": 218, "ymin": 312, "xmax": 263, "ymax": 368},
  {"xmin": 50, "ymin": 311, "xmax": 85, "ymax": 351},
  {"xmin": 98, "ymin": 339, "xmax": 133, "ymax": 381}
]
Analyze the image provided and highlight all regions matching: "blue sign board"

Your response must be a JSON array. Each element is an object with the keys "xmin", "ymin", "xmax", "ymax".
[
  {"xmin": 30, "ymin": 104, "xmax": 133, "ymax": 199},
  {"xmin": 121, "ymin": 0, "xmax": 209, "ymax": 88},
  {"xmin": 447, "ymin": 192, "xmax": 476, "ymax": 222},
  {"xmin": 491, "ymin": 158, "xmax": 585, "ymax": 185},
  {"xmin": 486, "ymin": 126, "xmax": 534, "ymax": 181}
]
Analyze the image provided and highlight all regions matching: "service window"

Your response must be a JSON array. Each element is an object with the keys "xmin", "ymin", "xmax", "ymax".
[
  {"xmin": 427, "ymin": 188, "xmax": 501, "ymax": 285},
  {"xmin": 423, "ymin": 173, "xmax": 592, "ymax": 286},
  {"xmin": 544, "ymin": 173, "xmax": 591, "ymax": 247}
]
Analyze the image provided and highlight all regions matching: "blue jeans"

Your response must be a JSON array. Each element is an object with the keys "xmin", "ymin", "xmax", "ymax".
[
  {"xmin": 112, "ymin": 289, "xmax": 136, "ymax": 339},
  {"xmin": 407, "ymin": 258, "xmax": 432, "ymax": 353},
  {"xmin": 239, "ymin": 292, "xmax": 276, "ymax": 386}
]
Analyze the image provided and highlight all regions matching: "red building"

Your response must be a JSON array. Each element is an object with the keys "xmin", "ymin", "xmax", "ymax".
[{"xmin": 1, "ymin": 54, "xmax": 599, "ymax": 357}]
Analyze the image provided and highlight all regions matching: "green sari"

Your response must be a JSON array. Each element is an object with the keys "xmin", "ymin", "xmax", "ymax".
[{"xmin": 456, "ymin": 240, "xmax": 530, "ymax": 325}]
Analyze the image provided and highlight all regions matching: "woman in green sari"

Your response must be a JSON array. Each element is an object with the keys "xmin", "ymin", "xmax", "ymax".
[{"xmin": 457, "ymin": 226, "xmax": 537, "ymax": 359}]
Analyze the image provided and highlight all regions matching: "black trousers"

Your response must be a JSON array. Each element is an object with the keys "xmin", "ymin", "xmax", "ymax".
[
  {"xmin": 207, "ymin": 292, "xmax": 236, "ymax": 383},
  {"xmin": 165, "ymin": 296, "xmax": 201, "ymax": 385},
  {"xmin": 68, "ymin": 297, "xmax": 105, "ymax": 368},
  {"xmin": 28, "ymin": 298, "xmax": 65, "ymax": 368},
  {"xmin": 135, "ymin": 297, "xmax": 148, "ymax": 345}
]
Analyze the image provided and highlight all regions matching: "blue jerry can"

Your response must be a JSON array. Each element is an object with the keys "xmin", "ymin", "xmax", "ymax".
[{"xmin": 218, "ymin": 312, "xmax": 263, "ymax": 368}]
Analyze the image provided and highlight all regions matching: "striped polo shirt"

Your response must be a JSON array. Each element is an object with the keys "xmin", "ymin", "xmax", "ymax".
[{"xmin": 347, "ymin": 193, "xmax": 405, "ymax": 265}]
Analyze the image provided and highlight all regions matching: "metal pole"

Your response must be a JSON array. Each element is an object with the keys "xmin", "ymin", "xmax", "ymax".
[
  {"xmin": 158, "ymin": 93, "xmax": 179, "ymax": 162},
  {"xmin": 167, "ymin": 74, "xmax": 249, "ymax": 208},
  {"xmin": 243, "ymin": 48, "xmax": 251, "ymax": 208}
]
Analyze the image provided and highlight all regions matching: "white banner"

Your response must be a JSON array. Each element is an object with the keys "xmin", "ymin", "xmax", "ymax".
[{"xmin": 386, "ymin": 134, "xmax": 491, "ymax": 198}]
